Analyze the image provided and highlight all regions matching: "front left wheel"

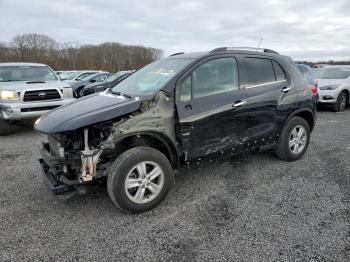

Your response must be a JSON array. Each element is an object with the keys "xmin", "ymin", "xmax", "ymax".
[{"xmin": 107, "ymin": 147, "xmax": 174, "ymax": 213}]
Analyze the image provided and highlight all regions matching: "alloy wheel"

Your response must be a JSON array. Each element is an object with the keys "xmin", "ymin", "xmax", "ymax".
[
  {"xmin": 124, "ymin": 161, "xmax": 165, "ymax": 204},
  {"xmin": 289, "ymin": 125, "xmax": 307, "ymax": 155}
]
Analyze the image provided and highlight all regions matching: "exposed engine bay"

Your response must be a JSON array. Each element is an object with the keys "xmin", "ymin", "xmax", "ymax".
[{"xmin": 38, "ymin": 91, "xmax": 177, "ymax": 195}]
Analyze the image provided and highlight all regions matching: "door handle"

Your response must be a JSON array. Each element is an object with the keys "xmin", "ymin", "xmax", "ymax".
[
  {"xmin": 281, "ymin": 87, "xmax": 292, "ymax": 93},
  {"xmin": 185, "ymin": 104, "xmax": 192, "ymax": 110},
  {"xmin": 232, "ymin": 100, "xmax": 246, "ymax": 108}
]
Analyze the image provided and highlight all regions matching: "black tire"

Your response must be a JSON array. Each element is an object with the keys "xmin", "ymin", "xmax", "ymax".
[
  {"xmin": 107, "ymin": 147, "xmax": 174, "ymax": 213},
  {"xmin": 333, "ymin": 91, "xmax": 348, "ymax": 112},
  {"xmin": 76, "ymin": 87, "xmax": 85, "ymax": 98},
  {"xmin": 275, "ymin": 116, "xmax": 310, "ymax": 161},
  {"xmin": 0, "ymin": 119, "xmax": 15, "ymax": 136}
]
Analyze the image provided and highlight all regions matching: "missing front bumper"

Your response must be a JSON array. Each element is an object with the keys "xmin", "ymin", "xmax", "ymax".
[{"xmin": 39, "ymin": 158, "xmax": 77, "ymax": 195}]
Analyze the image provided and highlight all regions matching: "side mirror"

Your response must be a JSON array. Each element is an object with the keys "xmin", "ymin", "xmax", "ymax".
[{"xmin": 90, "ymin": 79, "xmax": 96, "ymax": 83}]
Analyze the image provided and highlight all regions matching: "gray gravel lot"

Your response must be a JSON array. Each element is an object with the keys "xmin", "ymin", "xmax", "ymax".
[{"xmin": 1, "ymin": 109, "xmax": 350, "ymax": 261}]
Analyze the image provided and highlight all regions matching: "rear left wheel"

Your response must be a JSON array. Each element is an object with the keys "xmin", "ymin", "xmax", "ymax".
[
  {"xmin": 275, "ymin": 117, "xmax": 310, "ymax": 161},
  {"xmin": 107, "ymin": 147, "xmax": 174, "ymax": 213}
]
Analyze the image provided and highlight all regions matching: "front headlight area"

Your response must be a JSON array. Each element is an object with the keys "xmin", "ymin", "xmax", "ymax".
[
  {"xmin": 62, "ymin": 87, "xmax": 74, "ymax": 98},
  {"xmin": 319, "ymin": 84, "xmax": 340, "ymax": 90},
  {"xmin": 0, "ymin": 90, "xmax": 19, "ymax": 101}
]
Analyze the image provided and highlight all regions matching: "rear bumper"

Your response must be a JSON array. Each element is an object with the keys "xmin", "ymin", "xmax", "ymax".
[{"xmin": 0, "ymin": 98, "xmax": 75, "ymax": 121}]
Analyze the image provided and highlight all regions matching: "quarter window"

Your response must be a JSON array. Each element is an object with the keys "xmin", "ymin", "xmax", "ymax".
[
  {"xmin": 272, "ymin": 61, "xmax": 286, "ymax": 81},
  {"xmin": 179, "ymin": 57, "xmax": 239, "ymax": 101},
  {"xmin": 244, "ymin": 58, "xmax": 276, "ymax": 86}
]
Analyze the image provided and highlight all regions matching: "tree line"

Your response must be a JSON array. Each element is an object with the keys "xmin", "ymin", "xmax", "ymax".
[{"xmin": 0, "ymin": 33, "xmax": 163, "ymax": 72}]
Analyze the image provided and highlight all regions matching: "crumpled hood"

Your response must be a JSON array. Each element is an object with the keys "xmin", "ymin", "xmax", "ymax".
[
  {"xmin": 34, "ymin": 92, "xmax": 142, "ymax": 134},
  {"xmin": 0, "ymin": 80, "xmax": 70, "ymax": 91}
]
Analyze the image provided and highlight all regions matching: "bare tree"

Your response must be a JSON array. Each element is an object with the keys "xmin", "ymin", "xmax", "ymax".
[{"xmin": 0, "ymin": 33, "xmax": 163, "ymax": 72}]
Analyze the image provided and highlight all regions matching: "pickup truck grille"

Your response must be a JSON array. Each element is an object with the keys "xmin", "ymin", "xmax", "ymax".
[{"xmin": 23, "ymin": 89, "xmax": 61, "ymax": 102}]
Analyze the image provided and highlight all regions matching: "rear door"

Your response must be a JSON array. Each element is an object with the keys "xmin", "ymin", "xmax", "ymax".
[
  {"xmin": 242, "ymin": 57, "xmax": 292, "ymax": 144},
  {"xmin": 175, "ymin": 56, "xmax": 249, "ymax": 160}
]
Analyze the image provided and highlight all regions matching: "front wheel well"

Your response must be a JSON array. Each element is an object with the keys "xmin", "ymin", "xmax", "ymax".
[{"xmin": 111, "ymin": 134, "xmax": 178, "ymax": 168}]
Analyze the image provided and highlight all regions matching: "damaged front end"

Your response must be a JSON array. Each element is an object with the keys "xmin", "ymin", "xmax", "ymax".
[
  {"xmin": 37, "ymin": 91, "xmax": 178, "ymax": 196},
  {"xmin": 39, "ymin": 124, "xmax": 113, "ymax": 195}
]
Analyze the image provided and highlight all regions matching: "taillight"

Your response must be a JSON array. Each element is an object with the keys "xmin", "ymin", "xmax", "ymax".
[{"xmin": 308, "ymin": 84, "xmax": 318, "ymax": 95}]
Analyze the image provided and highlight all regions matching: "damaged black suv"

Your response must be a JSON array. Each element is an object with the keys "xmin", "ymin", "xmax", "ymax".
[{"xmin": 35, "ymin": 47, "xmax": 316, "ymax": 213}]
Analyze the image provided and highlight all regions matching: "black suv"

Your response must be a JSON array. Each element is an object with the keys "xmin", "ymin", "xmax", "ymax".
[{"xmin": 35, "ymin": 47, "xmax": 316, "ymax": 213}]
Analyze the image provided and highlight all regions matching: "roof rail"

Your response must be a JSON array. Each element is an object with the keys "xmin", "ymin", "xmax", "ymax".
[
  {"xmin": 169, "ymin": 52, "xmax": 185, "ymax": 57},
  {"xmin": 209, "ymin": 47, "xmax": 279, "ymax": 54}
]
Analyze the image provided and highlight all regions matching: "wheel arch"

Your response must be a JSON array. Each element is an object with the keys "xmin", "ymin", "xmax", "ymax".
[
  {"xmin": 340, "ymin": 89, "xmax": 349, "ymax": 104},
  {"xmin": 110, "ymin": 132, "xmax": 179, "ymax": 168},
  {"xmin": 283, "ymin": 108, "xmax": 315, "ymax": 131}
]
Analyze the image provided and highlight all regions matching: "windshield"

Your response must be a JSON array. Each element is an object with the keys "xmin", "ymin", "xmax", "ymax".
[
  {"xmin": 297, "ymin": 65, "xmax": 313, "ymax": 79},
  {"xmin": 105, "ymin": 72, "xmax": 129, "ymax": 83},
  {"xmin": 0, "ymin": 66, "xmax": 58, "ymax": 82},
  {"xmin": 63, "ymin": 71, "xmax": 80, "ymax": 80},
  {"xmin": 314, "ymin": 68, "xmax": 350, "ymax": 79},
  {"xmin": 112, "ymin": 58, "xmax": 194, "ymax": 97}
]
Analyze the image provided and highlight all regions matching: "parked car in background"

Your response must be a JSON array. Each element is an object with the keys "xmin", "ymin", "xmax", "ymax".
[
  {"xmin": 61, "ymin": 70, "xmax": 99, "ymax": 82},
  {"xmin": 82, "ymin": 70, "xmax": 135, "ymax": 96},
  {"xmin": 0, "ymin": 62, "xmax": 75, "ymax": 135},
  {"xmin": 35, "ymin": 47, "xmax": 316, "ymax": 213},
  {"xmin": 69, "ymin": 72, "xmax": 113, "ymax": 97},
  {"xmin": 296, "ymin": 64, "xmax": 319, "ymax": 99},
  {"xmin": 314, "ymin": 65, "xmax": 350, "ymax": 111}
]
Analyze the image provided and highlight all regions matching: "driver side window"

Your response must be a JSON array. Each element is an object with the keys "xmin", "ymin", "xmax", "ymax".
[{"xmin": 179, "ymin": 57, "xmax": 239, "ymax": 102}]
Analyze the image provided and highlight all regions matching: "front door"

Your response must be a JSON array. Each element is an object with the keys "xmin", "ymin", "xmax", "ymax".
[{"xmin": 175, "ymin": 56, "xmax": 249, "ymax": 160}]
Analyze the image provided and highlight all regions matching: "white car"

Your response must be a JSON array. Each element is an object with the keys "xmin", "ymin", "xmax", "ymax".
[{"xmin": 314, "ymin": 65, "xmax": 350, "ymax": 111}]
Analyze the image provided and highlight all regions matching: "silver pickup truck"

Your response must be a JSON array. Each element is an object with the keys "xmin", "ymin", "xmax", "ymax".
[{"xmin": 0, "ymin": 62, "xmax": 75, "ymax": 135}]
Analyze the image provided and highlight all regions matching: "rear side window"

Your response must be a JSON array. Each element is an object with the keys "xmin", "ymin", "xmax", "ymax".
[
  {"xmin": 179, "ymin": 57, "xmax": 239, "ymax": 101},
  {"xmin": 272, "ymin": 61, "xmax": 286, "ymax": 81},
  {"xmin": 244, "ymin": 58, "xmax": 275, "ymax": 86}
]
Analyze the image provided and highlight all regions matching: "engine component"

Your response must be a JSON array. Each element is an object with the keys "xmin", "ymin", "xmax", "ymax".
[{"xmin": 80, "ymin": 128, "xmax": 103, "ymax": 182}]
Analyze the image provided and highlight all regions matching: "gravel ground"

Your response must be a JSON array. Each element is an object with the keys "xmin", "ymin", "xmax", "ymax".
[{"xmin": 0, "ymin": 109, "xmax": 350, "ymax": 261}]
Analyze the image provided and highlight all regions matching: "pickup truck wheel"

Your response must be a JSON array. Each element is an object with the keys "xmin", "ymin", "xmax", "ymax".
[
  {"xmin": 107, "ymin": 147, "xmax": 174, "ymax": 213},
  {"xmin": 333, "ymin": 91, "xmax": 347, "ymax": 112},
  {"xmin": 0, "ymin": 119, "xmax": 15, "ymax": 136},
  {"xmin": 275, "ymin": 117, "xmax": 310, "ymax": 161}
]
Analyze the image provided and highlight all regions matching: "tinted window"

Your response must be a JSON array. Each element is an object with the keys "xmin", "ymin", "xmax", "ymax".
[
  {"xmin": 93, "ymin": 74, "xmax": 109, "ymax": 81},
  {"xmin": 273, "ymin": 61, "xmax": 286, "ymax": 81},
  {"xmin": 179, "ymin": 75, "xmax": 191, "ymax": 102},
  {"xmin": 244, "ymin": 58, "xmax": 275, "ymax": 86},
  {"xmin": 190, "ymin": 57, "xmax": 238, "ymax": 99}
]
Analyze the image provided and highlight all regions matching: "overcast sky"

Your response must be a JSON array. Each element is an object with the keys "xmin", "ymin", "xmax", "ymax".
[{"xmin": 0, "ymin": 0, "xmax": 350, "ymax": 61}]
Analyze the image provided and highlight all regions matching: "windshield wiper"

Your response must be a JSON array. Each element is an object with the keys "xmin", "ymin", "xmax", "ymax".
[{"xmin": 110, "ymin": 90, "xmax": 132, "ymax": 99}]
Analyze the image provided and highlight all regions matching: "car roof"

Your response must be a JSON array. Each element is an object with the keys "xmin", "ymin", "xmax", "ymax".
[
  {"xmin": 0, "ymin": 62, "xmax": 48, "ymax": 67},
  {"xmin": 169, "ymin": 49, "xmax": 286, "ymax": 61}
]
